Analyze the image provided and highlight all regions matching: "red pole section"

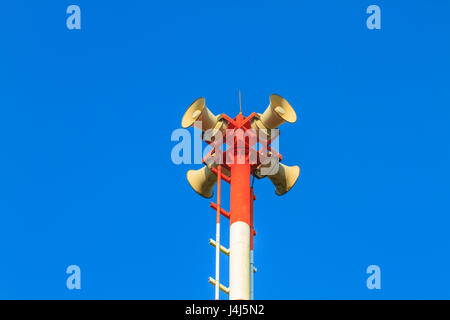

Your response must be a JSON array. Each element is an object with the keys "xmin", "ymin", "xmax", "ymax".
[
  {"xmin": 230, "ymin": 164, "xmax": 251, "ymax": 226},
  {"xmin": 250, "ymin": 187, "xmax": 254, "ymax": 251},
  {"xmin": 217, "ymin": 165, "xmax": 222, "ymax": 224}
]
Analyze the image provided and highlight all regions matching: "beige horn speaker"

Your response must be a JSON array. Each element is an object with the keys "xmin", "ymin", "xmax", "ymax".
[
  {"xmin": 186, "ymin": 165, "xmax": 217, "ymax": 198},
  {"xmin": 257, "ymin": 162, "xmax": 300, "ymax": 196},
  {"xmin": 181, "ymin": 97, "xmax": 219, "ymax": 131},
  {"xmin": 259, "ymin": 94, "xmax": 297, "ymax": 129}
]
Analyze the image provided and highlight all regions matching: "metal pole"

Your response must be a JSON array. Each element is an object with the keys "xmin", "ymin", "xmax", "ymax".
[
  {"xmin": 229, "ymin": 163, "xmax": 251, "ymax": 300},
  {"xmin": 215, "ymin": 165, "xmax": 222, "ymax": 300},
  {"xmin": 229, "ymin": 119, "xmax": 251, "ymax": 300}
]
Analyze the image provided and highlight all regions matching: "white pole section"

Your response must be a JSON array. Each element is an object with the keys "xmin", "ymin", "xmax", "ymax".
[{"xmin": 229, "ymin": 221, "xmax": 250, "ymax": 300}]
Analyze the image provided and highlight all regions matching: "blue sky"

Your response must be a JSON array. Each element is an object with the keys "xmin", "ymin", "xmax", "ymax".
[{"xmin": 0, "ymin": 0, "xmax": 449, "ymax": 299}]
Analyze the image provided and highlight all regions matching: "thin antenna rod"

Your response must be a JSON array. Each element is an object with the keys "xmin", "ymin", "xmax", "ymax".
[{"xmin": 239, "ymin": 90, "xmax": 242, "ymax": 114}]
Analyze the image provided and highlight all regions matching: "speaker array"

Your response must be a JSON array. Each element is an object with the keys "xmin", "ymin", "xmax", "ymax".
[{"xmin": 182, "ymin": 94, "xmax": 300, "ymax": 196}]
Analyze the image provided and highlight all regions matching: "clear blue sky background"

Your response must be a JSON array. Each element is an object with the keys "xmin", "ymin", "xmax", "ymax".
[{"xmin": 1, "ymin": 0, "xmax": 449, "ymax": 299}]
